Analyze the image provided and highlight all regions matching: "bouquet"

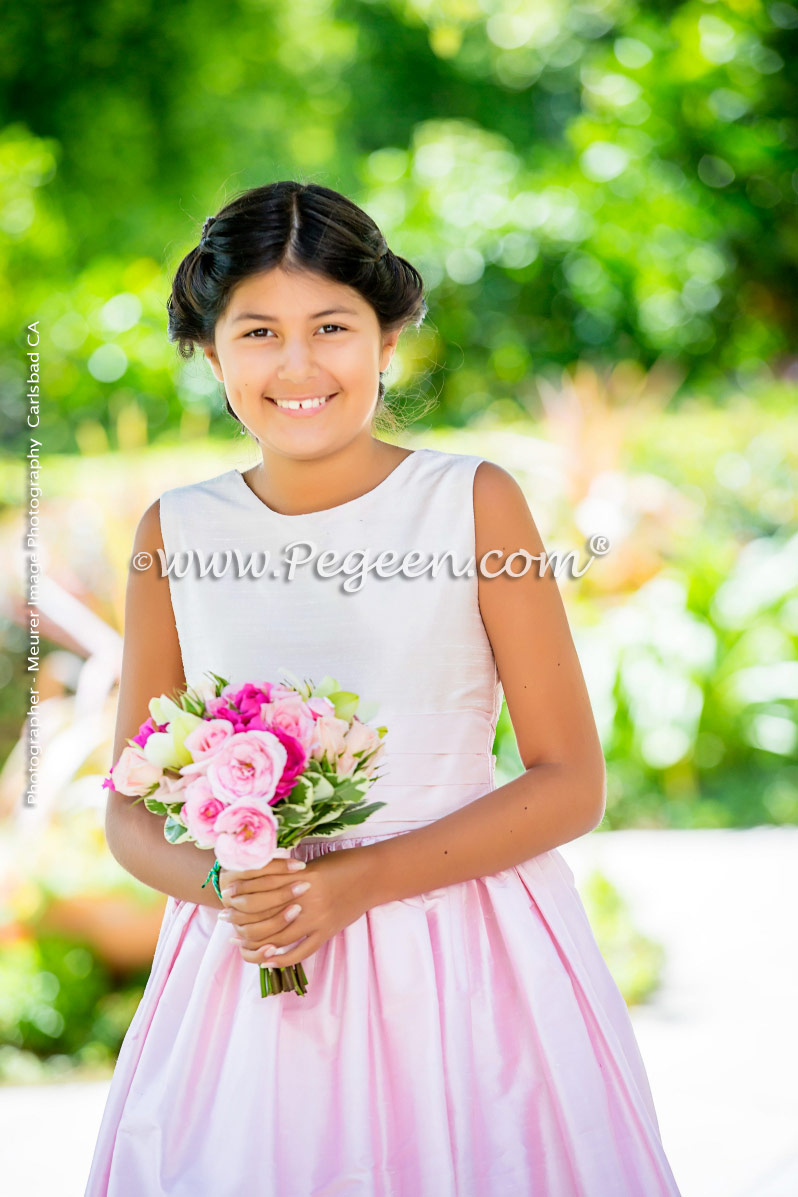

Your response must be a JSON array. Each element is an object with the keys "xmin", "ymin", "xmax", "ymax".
[{"xmin": 104, "ymin": 668, "xmax": 388, "ymax": 997}]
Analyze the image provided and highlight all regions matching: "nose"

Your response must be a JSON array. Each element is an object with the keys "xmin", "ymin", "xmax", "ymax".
[{"xmin": 275, "ymin": 336, "xmax": 320, "ymax": 383}]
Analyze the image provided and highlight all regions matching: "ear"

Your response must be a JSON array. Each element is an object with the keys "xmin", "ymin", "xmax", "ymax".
[
  {"xmin": 203, "ymin": 344, "xmax": 224, "ymax": 383},
  {"xmin": 379, "ymin": 329, "xmax": 402, "ymax": 374}
]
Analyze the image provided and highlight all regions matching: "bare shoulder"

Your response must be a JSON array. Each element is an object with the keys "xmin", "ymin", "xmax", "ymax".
[
  {"xmin": 108, "ymin": 494, "xmax": 185, "ymax": 818},
  {"xmin": 473, "ymin": 458, "xmax": 521, "ymax": 499},
  {"xmin": 472, "ymin": 459, "xmax": 546, "ymax": 560},
  {"xmin": 133, "ymin": 497, "xmax": 166, "ymax": 553}
]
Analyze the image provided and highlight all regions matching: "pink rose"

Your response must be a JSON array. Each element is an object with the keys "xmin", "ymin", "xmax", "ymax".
[
  {"xmin": 108, "ymin": 744, "xmax": 163, "ymax": 796},
  {"xmin": 335, "ymin": 749, "xmax": 357, "ymax": 779},
  {"xmin": 306, "ymin": 696, "xmax": 336, "ymax": 720},
  {"xmin": 181, "ymin": 719, "xmax": 235, "ymax": 773},
  {"xmin": 159, "ymin": 772, "xmax": 191, "ymax": 797},
  {"xmin": 258, "ymin": 691, "xmax": 319, "ymax": 754},
  {"xmin": 213, "ymin": 803, "xmax": 279, "ymax": 870},
  {"xmin": 311, "ymin": 712, "xmax": 350, "ymax": 763},
  {"xmin": 344, "ymin": 717, "xmax": 385, "ymax": 778},
  {"xmin": 181, "ymin": 776, "xmax": 227, "ymax": 848},
  {"xmin": 206, "ymin": 730, "xmax": 288, "ymax": 805}
]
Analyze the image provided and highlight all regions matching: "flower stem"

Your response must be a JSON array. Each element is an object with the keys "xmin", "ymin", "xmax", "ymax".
[{"xmin": 258, "ymin": 962, "xmax": 309, "ymax": 997}]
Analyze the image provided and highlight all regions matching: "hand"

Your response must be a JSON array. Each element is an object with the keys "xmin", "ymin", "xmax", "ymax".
[
  {"xmin": 217, "ymin": 856, "xmax": 305, "ymax": 957},
  {"xmin": 220, "ymin": 846, "xmax": 378, "ymax": 969}
]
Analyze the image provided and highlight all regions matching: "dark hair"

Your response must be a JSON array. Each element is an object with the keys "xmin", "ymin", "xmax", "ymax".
[{"xmin": 167, "ymin": 180, "xmax": 432, "ymax": 435}]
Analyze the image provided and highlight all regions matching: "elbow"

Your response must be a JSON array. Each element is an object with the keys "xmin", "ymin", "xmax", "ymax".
[
  {"xmin": 586, "ymin": 760, "xmax": 607, "ymax": 830},
  {"xmin": 105, "ymin": 795, "xmax": 134, "ymax": 870},
  {"xmin": 564, "ymin": 755, "xmax": 606, "ymax": 832},
  {"xmin": 525, "ymin": 757, "xmax": 606, "ymax": 832}
]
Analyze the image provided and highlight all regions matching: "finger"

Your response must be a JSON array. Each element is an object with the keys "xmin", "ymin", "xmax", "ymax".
[
  {"xmin": 221, "ymin": 859, "xmax": 307, "ymax": 885},
  {"xmin": 261, "ymin": 933, "xmax": 321, "ymax": 970},
  {"xmin": 222, "ymin": 880, "xmax": 311, "ymax": 922},
  {"xmin": 222, "ymin": 879, "xmax": 312, "ymax": 918},
  {"xmin": 228, "ymin": 905, "xmax": 307, "ymax": 949},
  {"xmin": 230, "ymin": 909, "xmax": 311, "ymax": 957},
  {"xmin": 220, "ymin": 865, "xmax": 310, "ymax": 897},
  {"xmin": 236, "ymin": 926, "xmax": 312, "ymax": 964}
]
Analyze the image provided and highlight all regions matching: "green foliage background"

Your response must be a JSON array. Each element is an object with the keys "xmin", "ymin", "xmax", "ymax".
[
  {"xmin": 1, "ymin": 0, "xmax": 797, "ymax": 1076},
  {"xmin": 3, "ymin": 0, "xmax": 798, "ymax": 451}
]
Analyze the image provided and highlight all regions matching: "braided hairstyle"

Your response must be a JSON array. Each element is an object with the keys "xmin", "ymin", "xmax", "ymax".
[{"xmin": 167, "ymin": 181, "xmax": 429, "ymax": 434}]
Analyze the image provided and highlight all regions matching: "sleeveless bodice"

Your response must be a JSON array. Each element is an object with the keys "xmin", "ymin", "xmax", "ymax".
[{"xmin": 158, "ymin": 447, "xmax": 504, "ymax": 835}]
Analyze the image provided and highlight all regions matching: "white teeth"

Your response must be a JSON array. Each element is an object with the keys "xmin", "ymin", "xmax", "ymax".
[{"xmin": 273, "ymin": 395, "xmax": 332, "ymax": 410}]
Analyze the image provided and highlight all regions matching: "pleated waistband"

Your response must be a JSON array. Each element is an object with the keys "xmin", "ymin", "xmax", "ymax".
[{"xmin": 304, "ymin": 708, "xmax": 499, "ymax": 839}]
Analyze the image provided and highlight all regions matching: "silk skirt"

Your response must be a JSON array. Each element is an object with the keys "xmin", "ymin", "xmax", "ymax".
[{"xmin": 84, "ymin": 831, "xmax": 682, "ymax": 1196}]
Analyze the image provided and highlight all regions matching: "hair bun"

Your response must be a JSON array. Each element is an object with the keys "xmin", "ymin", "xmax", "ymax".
[{"xmin": 200, "ymin": 215, "xmax": 216, "ymax": 242}]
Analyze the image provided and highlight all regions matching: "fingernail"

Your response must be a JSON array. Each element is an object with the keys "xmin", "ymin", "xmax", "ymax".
[
  {"xmin": 291, "ymin": 881, "xmax": 311, "ymax": 896},
  {"xmin": 262, "ymin": 945, "xmax": 277, "ymax": 957},
  {"xmin": 287, "ymin": 860, "xmax": 306, "ymax": 871},
  {"xmin": 221, "ymin": 888, "xmax": 234, "ymax": 899},
  {"xmin": 218, "ymin": 910, "xmax": 231, "ymax": 921},
  {"xmin": 284, "ymin": 904, "xmax": 301, "ymax": 922},
  {"xmin": 229, "ymin": 935, "xmax": 241, "ymax": 945}
]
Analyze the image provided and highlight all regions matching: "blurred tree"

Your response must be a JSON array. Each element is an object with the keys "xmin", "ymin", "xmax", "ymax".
[{"xmin": 1, "ymin": 0, "xmax": 797, "ymax": 453}]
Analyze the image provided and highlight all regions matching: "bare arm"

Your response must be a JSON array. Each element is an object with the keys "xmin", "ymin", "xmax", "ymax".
[
  {"xmin": 106, "ymin": 498, "xmax": 223, "ymax": 908},
  {"xmin": 361, "ymin": 461, "xmax": 606, "ymax": 905}
]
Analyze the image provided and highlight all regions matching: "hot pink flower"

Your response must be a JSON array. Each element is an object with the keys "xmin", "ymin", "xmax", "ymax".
[
  {"xmin": 268, "ymin": 728, "xmax": 309, "ymax": 800},
  {"xmin": 231, "ymin": 682, "xmax": 274, "ymax": 722},
  {"xmin": 206, "ymin": 730, "xmax": 288, "ymax": 805},
  {"xmin": 213, "ymin": 803, "xmax": 279, "ymax": 870},
  {"xmin": 131, "ymin": 716, "xmax": 168, "ymax": 748},
  {"xmin": 210, "ymin": 683, "xmax": 274, "ymax": 732}
]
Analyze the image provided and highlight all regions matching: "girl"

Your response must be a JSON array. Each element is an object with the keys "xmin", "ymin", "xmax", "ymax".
[{"xmin": 85, "ymin": 180, "xmax": 682, "ymax": 1195}]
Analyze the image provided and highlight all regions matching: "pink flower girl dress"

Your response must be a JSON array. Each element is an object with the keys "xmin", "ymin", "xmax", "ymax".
[{"xmin": 85, "ymin": 446, "xmax": 682, "ymax": 1196}]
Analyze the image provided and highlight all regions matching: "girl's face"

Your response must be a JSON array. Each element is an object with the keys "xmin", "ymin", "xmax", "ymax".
[{"xmin": 203, "ymin": 265, "xmax": 401, "ymax": 460}]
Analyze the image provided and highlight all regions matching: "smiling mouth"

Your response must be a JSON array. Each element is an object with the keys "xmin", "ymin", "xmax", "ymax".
[{"xmin": 267, "ymin": 392, "xmax": 338, "ymax": 411}]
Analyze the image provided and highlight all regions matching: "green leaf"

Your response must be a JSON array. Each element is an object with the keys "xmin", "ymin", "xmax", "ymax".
[
  {"xmin": 329, "ymin": 691, "xmax": 359, "ymax": 722},
  {"xmin": 306, "ymin": 807, "xmax": 354, "ymax": 828},
  {"xmin": 334, "ymin": 801, "xmax": 389, "ymax": 826},
  {"xmin": 281, "ymin": 775, "xmax": 314, "ymax": 806},
  {"xmin": 303, "ymin": 821, "xmax": 347, "ymax": 838},
  {"xmin": 329, "ymin": 777, "xmax": 371, "ymax": 804},
  {"xmin": 310, "ymin": 675, "xmax": 340, "ymax": 698},
  {"xmin": 164, "ymin": 814, "xmax": 192, "ymax": 844},
  {"xmin": 142, "ymin": 798, "xmax": 169, "ymax": 815},
  {"xmin": 312, "ymin": 775, "xmax": 335, "ymax": 801},
  {"xmin": 207, "ymin": 671, "xmax": 230, "ymax": 696},
  {"xmin": 276, "ymin": 806, "xmax": 311, "ymax": 829}
]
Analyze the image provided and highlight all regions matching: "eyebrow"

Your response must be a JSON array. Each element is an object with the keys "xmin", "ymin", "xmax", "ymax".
[{"xmin": 231, "ymin": 308, "xmax": 360, "ymax": 324}]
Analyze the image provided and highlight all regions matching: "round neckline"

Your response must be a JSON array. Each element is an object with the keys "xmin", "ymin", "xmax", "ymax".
[{"xmin": 227, "ymin": 448, "xmax": 427, "ymax": 519}]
